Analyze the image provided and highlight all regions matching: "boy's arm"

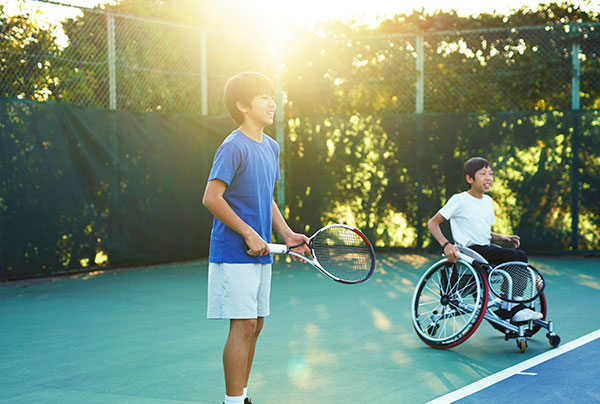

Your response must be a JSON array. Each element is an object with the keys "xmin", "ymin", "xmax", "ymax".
[
  {"xmin": 272, "ymin": 200, "xmax": 311, "ymax": 257},
  {"xmin": 427, "ymin": 213, "xmax": 460, "ymax": 263},
  {"xmin": 202, "ymin": 179, "xmax": 268, "ymax": 256},
  {"xmin": 491, "ymin": 232, "xmax": 521, "ymax": 248}
]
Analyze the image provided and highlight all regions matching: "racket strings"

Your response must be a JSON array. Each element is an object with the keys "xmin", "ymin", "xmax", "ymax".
[
  {"xmin": 488, "ymin": 262, "xmax": 544, "ymax": 302},
  {"xmin": 312, "ymin": 227, "xmax": 373, "ymax": 281}
]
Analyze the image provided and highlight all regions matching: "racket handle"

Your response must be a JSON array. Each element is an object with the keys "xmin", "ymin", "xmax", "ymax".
[
  {"xmin": 458, "ymin": 253, "xmax": 474, "ymax": 264},
  {"xmin": 267, "ymin": 243, "xmax": 288, "ymax": 254}
]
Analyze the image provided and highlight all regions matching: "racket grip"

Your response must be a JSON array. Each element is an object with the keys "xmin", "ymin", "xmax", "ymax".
[
  {"xmin": 458, "ymin": 253, "xmax": 474, "ymax": 264},
  {"xmin": 267, "ymin": 243, "xmax": 288, "ymax": 254}
]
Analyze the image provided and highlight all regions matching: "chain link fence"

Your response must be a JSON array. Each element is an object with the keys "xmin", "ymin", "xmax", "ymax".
[
  {"xmin": 0, "ymin": 0, "xmax": 275, "ymax": 115},
  {"xmin": 283, "ymin": 23, "xmax": 600, "ymax": 115},
  {"xmin": 3, "ymin": 2, "xmax": 598, "ymax": 115},
  {"xmin": 578, "ymin": 22, "xmax": 600, "ymax": 109},
  {"xmin": 282, "ymin": 33, "xmax": 418, "ymax": 115},
  {"xmin": 423, "ymin": 25, "xmax": 574, "ymax": 112}
]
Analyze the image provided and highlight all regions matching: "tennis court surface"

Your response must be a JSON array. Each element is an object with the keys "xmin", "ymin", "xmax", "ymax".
[{"xmin": 1, "ymin": 253, "xmax": 599, "ymax": 403}]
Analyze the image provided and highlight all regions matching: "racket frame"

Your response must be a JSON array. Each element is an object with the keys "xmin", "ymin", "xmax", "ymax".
[
  {"xmin": 487, "ymin": 261, "xmax": 545, "ymax": 303},
  {"xmin": 458, "ymin": 253, "xmax": 545, "ymax": 303},
  {"xmin": 268, "ymin": 224, "xmax": 375, "ymax": 284}
]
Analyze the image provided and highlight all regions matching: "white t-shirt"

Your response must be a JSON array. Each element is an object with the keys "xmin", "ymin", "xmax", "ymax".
[{"xmin": 438, "ymin": 191, "xmax": 495, "ymax": 247}]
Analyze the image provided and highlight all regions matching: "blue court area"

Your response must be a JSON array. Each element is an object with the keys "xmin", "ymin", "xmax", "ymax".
[
  {"xmin": 1, "ymin": 253, "xmax": 599, "ymax": 404},
  {"xmin": 433, "ymin": 330, "xmax": 600, "ymax": 403}
]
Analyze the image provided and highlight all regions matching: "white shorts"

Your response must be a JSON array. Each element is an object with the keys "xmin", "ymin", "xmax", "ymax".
[{"xmin": 207, "ymin": 262, "xmax": 272, "ymax": 319}]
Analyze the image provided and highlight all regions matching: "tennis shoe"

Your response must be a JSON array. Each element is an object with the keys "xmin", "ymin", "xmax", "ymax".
[{"xmin": 511, "ymin": 308, "xmax": 543, "ymax": 322}]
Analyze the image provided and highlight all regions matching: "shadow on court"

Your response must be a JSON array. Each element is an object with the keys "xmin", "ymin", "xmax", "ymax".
[{"xmin": 1, "ymin": 253, "xmax": 599, "ymax": 404}]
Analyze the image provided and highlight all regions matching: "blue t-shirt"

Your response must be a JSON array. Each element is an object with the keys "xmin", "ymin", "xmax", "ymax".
[{"xmin": 207, "ymin": 129, "xmax": 280, "ymax": 263}]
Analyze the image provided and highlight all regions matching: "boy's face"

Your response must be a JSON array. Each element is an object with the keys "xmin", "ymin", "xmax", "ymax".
[
  {"xmin": 238, "ymin": 93, "xmax": 276, "ymax": 127},
  {"xmin": 466, "ymin": 165, "xmax": 493, "ymax": 193}
]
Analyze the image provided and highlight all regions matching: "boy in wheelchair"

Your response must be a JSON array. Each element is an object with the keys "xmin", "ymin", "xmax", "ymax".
[{"xmin": 427, "ymin": 157, "xmax": 543, "ymax": 323}]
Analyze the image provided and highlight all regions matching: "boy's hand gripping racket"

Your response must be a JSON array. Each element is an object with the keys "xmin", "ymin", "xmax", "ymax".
[{"xmin": 269, "ymin": 224, "xmax": 376, "ymax": 284}]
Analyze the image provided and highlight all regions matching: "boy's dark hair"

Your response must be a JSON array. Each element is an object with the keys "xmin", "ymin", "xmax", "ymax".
[
  {"xmin": 463, "ymin": 157, "xmax": 492, "ymax": 185},
  {"xmin": 223, "ymin": 71, "xmax": 274, "ymax": 124}
]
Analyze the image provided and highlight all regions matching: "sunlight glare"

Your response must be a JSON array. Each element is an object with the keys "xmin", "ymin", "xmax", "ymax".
[{"xmin": 259, "ymin": 0, "xmax": 600, "ymax": 31}]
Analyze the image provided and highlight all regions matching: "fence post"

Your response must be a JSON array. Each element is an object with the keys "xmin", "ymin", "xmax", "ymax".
[
  {"xmin": 106, "ymin": 13, "xmax": 119, "ymax": 263},
  {"xmin": 570, "ymin": 23, "xmax": 581, "ymax": 250},
  {"xmin": 106, "ymin": 14, "xmax": 116, "ymax": 110},
  {"xmin": 200, "ymin": 30, "xmax": 208, "ymax": 116},
  {"xmin": 0, "ymin": 123, "xmax": 5, "ymax": 276},
  {"xmin": 415, "ymin": 34, "xmax": 425, "ymax": 248},
  {"xmin": 275, "ymin": 58, "xmax": 285, "ymax": 215}
]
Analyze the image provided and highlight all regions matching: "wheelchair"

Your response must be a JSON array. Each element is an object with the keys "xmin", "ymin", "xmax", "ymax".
[{"xmin": 411, "ymin": 245, "xmax": 561, "ymax": 352}]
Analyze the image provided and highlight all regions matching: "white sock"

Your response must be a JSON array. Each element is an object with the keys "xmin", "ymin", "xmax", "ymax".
[
  {"xmin": 243, "ymin": 387, "xmax": 248, "ymax": 398},
  {"xmin": 225, "ymin": 394, "xmax": 245, "ymax": 404}
]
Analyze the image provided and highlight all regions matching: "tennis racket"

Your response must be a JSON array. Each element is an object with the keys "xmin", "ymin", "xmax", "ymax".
[
  {"xmin": 268, "ymin": 224, "xmax": 376, "ymax": 284},
  {"xmin": 458, "ymin": 253, "xmax": 545, "ymax": 303},
  {"xmin": 487, "ymin": 261, "xmax": 545, "ymax": 303}
]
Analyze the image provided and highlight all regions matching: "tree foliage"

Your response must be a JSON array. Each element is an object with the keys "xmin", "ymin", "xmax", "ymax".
[
  {"xmin": 1, "ymin": 1, "xmax": 599, "ymax": 257},
  {"xmin": 279, "ymin": 2, "xmax": 600, "ymax": 249},
  {"xmin": 0, "ymin": 3, "xmax": 60, "ymax": 100}
]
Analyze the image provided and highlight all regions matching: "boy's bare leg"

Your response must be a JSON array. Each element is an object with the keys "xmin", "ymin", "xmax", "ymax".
[
  {"xmin": 223, "ymin": 318, "xmax": 258, "ymax": 397},
  {"xmin": 244, "ymin": 316, "xmax": 264, "ymax": 387}
]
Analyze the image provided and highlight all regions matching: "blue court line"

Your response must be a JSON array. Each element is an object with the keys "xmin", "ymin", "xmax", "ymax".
[{"xmin": 426, "ymin": 329, "xmax": 600, "ymax": 404}]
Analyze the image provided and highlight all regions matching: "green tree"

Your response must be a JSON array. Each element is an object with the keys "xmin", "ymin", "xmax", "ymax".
[
  {"xmin": 3, "ymin": 0, "xmax": 599, "ymax": 252},
  {"xmin": 54, "ymin": 0, "xmax": 276, "ymax": 114},
  {"xmin": 282, "ymin": 3, "xmax": 600, "ymax": 249},
  {"xmin": 0, "ymin": 3, "xmax": 60, "ymax": 100}
]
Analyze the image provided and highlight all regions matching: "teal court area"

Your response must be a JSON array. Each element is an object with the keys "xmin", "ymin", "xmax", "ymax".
[{"xmin": 1, "ymin": 253, "xmax": 599, "ymax": 404}]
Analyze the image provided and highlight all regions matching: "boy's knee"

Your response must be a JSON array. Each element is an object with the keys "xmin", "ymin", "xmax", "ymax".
[
  {"xmin": 514, "ymin": 249, "xmax": 527, "ymax": 262},
  {"xmin": 231, "ymin": 319, "xmax": 259, "ymax": 339},
  {"xmin": 255, "ymin": 317, "xmax": 265, "ymax": 335}
]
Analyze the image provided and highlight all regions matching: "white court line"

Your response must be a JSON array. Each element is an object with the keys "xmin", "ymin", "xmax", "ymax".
[
  {"xmin": 516, "ymin": 372, "xmax": 537, "ymax": 376},
  {"xmin": 426, "ymin": 328, "xmax": 600, "ymax": 404}
]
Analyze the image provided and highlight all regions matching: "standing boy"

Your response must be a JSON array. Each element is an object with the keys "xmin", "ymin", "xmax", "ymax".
[
  {"xmin": 203, "ymin": 72, "xmax": 310, "ymax": 404},
  {"xmin": 427, "ymin": 157, "xmax": 542, "ymax": 322}
]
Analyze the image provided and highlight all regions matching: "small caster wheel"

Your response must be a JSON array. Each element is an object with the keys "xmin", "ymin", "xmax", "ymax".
[
  {"xmin": 517, "ymin": 339, "xmax": 527, "ymax": 353},
  {"xmin": 427, "ymin": 324, "xmax": 440, "ymax": 336},
  {"xmin": 547, "ymin": 333, "xmax": 561, "ymax": 347}
]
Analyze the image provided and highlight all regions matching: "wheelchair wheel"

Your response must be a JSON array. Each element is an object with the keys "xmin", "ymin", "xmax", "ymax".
[
  {"xmin": 488, "ymin": 292, "xmax": 547, "ymax": 337},
  {"xmin": 412, "ymin": 258, "xmax": 489, "ymax": 349}
]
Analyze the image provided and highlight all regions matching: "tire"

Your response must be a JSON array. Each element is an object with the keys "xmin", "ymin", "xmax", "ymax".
[{"xmin": 412, "ymin": 258, "xmax": 489, "ymax": 349}]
